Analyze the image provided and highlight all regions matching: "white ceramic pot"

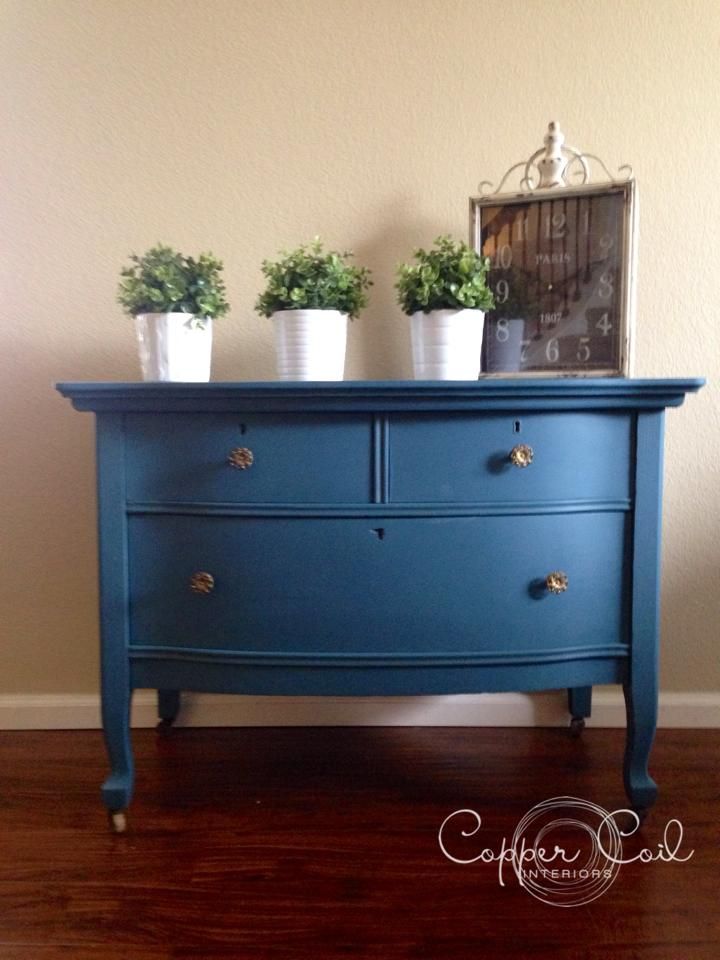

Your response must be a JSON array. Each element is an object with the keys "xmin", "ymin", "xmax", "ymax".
[
  {"xmin": 135, "ymin": 312, "xmax": 212, "ymax": 382},
  {"xmin": 272, "ymin": 309, "xmax": 348, "ymax": 381},
  {"xmin": 410, "ymin": 309, "xmax": 485, "ymax": 380}
]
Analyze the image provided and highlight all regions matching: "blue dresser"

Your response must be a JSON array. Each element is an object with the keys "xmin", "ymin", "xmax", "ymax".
[{"xmin": 57, "ymin": 379, "xmax": 703, "ymax": 831}]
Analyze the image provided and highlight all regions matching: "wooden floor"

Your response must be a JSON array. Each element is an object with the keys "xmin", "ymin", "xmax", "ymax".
[{"xmin": 0, "ymin": 725, "xmax": 718, "ymax": 959}]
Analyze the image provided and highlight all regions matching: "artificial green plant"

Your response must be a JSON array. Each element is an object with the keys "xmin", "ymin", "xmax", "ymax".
[
  {"xmin": 396, "ymin": 235, "xmax": 495, "ymax": 314},
  {"xmin": 118, "ymin": 244, "xmax": 229, "ymax": 323},
  {"xmin": 255, "ymin": 238, "xmax": 372, "ymax": 320}
]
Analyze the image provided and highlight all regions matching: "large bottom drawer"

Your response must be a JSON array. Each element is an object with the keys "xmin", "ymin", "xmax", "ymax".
[{"xmin": 128, "ymin": 513, "xmax": 629, "ymax": 656}]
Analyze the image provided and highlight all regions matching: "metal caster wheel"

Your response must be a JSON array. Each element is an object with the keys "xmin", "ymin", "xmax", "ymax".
[
  {"xmin": 109, "ymin": 810, "xmax": 127, "ymax": 834},
  {"xmin": 569, "ymin": 717, "xmax": 586, "ymax": 737}
]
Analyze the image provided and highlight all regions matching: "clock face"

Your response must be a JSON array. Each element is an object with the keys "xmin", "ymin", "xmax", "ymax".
[{"xmin": 473, "ymin": 184, "xmax": 634, "ymax": 375}]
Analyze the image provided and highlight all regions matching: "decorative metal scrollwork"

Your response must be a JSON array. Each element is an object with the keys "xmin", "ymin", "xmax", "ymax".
[{"xmin": 478, "ymin": 121, "xmax": 633, "ymax": 197}]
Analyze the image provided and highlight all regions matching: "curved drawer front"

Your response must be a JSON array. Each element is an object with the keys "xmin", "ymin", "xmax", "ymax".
[
  {"xmin": 125, "ymin": 413, "xmax": 373, "ymax": 503},
  {"xmin": 128, "ymin": 513, "xmax": 628, "ymax": 657},
  {"xmin": 389, "ymin": 412, "xmax": 632, "ymax": 503}
]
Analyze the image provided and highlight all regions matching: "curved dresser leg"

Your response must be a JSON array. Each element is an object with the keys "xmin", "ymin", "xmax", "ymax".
[
  {"xmin": 96, "ymin": 412, "xmax": 135, "ymax": 832},
  {"xmin": 157, "ymin": 689, "xmax": 181, "ymax": 731},
  {"xmin": 622, "ymin": 677, "xmax": 658, "ymax": 815},
  {"xmin": 567, "ymin": 686, "xmax": 592, "ymax": 736},
  {"xmin": 622, "ymin": 410, "xmax": 665, "ymax": 818},
  {"xmin": 101, "ymin": 683, "xmax": 134, "ymax": 829}
]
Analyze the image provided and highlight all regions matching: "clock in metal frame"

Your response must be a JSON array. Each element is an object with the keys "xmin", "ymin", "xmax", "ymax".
[{"xmin": 470, "ymin": 122, "xmax": 638, "ymax": 377}]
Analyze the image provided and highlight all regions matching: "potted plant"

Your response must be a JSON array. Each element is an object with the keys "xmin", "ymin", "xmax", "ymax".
[
  {"xmin": 118, "ymin": 244, "xmax": 229, "ymax": 382},
  {"xmin": 255, "ymin": 238, "xmax": 372, "ymax": 380},
  {"xmin": 396, "ymin": 235, "xmax": 494, "ymax": 379}
]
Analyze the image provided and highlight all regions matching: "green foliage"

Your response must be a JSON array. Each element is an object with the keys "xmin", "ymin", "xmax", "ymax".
[
  {"xmin": 117, "ymin": 244, "xmax": 230, "ymax": 321},
  {"xmin": 255, "ymin": 238, "xmax": 372, "ymax": 320},
  {"xmin": 395, "ymin": 235, "xmax": 495, "ymax": 315}
]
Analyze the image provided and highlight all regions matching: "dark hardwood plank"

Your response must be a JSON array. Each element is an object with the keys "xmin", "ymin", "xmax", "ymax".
[{"xmin": 0, "ymin": 727, "xmax": 717, "ymax": 959}]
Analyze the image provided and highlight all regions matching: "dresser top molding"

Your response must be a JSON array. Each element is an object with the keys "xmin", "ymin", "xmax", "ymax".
[{"xmin": 56, "ymin": 379, "xmax": 704, "ymax": 414}]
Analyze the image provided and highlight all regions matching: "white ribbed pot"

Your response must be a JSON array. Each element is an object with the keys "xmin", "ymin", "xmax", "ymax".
[
  {"xmin": 272, "ymin": 309, "xmax": 348, "ymax": 381},
  {"xmin": 135, "ymin": 312, "xmax": 212, "ymax": 382},
  {"xmin": 410, "ymin": 309, "xmax": 485, "ymax": 380}
]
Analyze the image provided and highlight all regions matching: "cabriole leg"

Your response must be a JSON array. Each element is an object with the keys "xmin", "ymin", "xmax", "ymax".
[
  {"xmin": 96, "ymin": 412, "xmax": 134, "ymax": 833},
  {"xmin": 622, "ymin": 675, "xmax": 658, "ymax": 815},
  {"xmin": 101, "ymin": 682, "xmax": 134, "ymax": 831},
  {"xmin": 567, "ymin": 685, "xmax": 592, "ymax": 735},
  {"xmin": 157, "ymin": 689, "xmax": 181, "ymax": 730},
  {"xmin": 622, "ymin": 410, "xmax": 664, "ymax": 818}
]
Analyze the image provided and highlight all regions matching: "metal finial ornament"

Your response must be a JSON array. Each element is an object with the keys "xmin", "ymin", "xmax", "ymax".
[
  {"xmin": 532, "ymin": 121, "xmax": 583, "ymax": 188},
  {"xmin": 478, "ymin": 121, "xmax": 633, "ymax": 197}
]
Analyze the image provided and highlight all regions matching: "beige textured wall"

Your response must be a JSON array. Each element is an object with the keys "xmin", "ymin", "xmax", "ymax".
[{"xmin": 0, "ymin": 0, "xmax": 717, "ymax": 696}]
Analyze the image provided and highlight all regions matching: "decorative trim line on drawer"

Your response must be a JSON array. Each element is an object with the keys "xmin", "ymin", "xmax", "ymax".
[
  {"xmin": 126, "ymin": 498, "xmax": 633, "ymax": 518},
  {"xmin": 128, "ymin": 643, "xmax": 630, "ymax": 668},
  {"xmin": 3, "ymin": 690, "xmax": 719, "ymax": 730}
]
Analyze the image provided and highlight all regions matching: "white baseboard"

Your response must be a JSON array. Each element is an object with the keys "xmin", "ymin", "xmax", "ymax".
[{"xmin": 0, "ymin": 690, "xmax": 718, "ymax": 730}]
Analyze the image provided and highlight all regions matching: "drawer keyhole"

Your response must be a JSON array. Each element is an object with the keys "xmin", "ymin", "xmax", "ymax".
[{"xmin": 371, "ymin": 528, "xmax": 385, "ymax": 541}]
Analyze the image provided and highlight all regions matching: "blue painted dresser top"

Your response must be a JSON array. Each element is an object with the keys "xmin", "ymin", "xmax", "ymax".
[{"xmin": 58, "ymin": 378, "xmax": 703, "ymax": 412}]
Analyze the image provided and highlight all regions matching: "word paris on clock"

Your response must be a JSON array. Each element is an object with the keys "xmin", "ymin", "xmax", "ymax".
[{"xmin": 470, "ymin": 122, "xmax": 637, "ymax": 376}]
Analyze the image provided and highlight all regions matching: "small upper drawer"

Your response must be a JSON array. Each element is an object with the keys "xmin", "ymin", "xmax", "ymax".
[
  {"xmin": 124, "ymin": 413, "xmax": 372, "ymax": 503},
  {"xmin": 389, "ymin": 412, "xmax": 632, "ymax": 503}
]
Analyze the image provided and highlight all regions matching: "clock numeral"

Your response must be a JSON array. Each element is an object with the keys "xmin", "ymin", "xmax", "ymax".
[
  {"xmin": 520, "ymin": 339, "xmax": 531, "ymax": 363},
  {"xmin": 544, "ymin": 212, "xmax": 567, "ymax": 239},
  {"xmin": 597, "ymin": 270, "xmax": 614, "ymax": 299},
  {"xmin": 576, "ymin": 337, "xmax": 591, "ymax": 362},
  {"xmin": 599, "ymin": 234, "xmax": 615, "ymax": 256},
  {"xmin": 495, "ymin": 318, "xmax": 510, "ymax": 342},
  {"xmin": 495, "ymin": 279, "xmax": 509, "ymax": 304},
  {"xmin": 514, "ymin": 215, "xmax": 528, "ymax": 241},
  {"xmin": 596, "ymin": 312, "xmax": 612, "ymax": 336},
  {"xmin": 494, "ymin": 243, "xmax": 513, "ymax": 269},
  {"xmin": 545, "ymin": 337, "xmax": 560, "ymax": 363}
]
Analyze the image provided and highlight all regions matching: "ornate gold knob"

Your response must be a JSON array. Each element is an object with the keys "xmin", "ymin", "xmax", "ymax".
[
  {"xmin": 509, "ymin": 444, "xmax": 534, "ymax": 468},
  {"xmin": 545, "ymin": 571, "xmax": 569, "ymax": 594},
  {"xmin": 228, "ymin": 447, "xmax": 254, "ymax": 470},
  {"xmin": 189, "ymin": 571, "xmax": 215, "ymax": 594}
]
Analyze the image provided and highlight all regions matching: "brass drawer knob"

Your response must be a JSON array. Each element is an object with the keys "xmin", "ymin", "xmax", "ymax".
[
  {"xmin": 509, "ymin": 444, "xmax": 534, "ymax": 468},
  {"xmin": 189, "ymin": 571, "xmax": 215, "ymax": 594},
  {"xmin": 545, "ymin": 571, "xmax": 569, "ymax": 594},
  {"xmin": 228, "ymin": 447, "xmax": 254, "ymax": 470}
]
